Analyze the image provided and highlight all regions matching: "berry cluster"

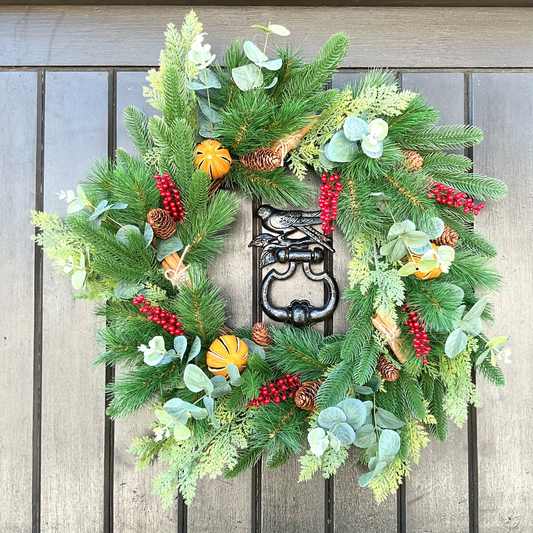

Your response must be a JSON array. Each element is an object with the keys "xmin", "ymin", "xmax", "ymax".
[
  {"xmin": 132, "ymin": 295, "xmax": 183, "ymax": 336},
  {"xmin": 319, "ymin": 173, "xmax": 342, "ymax": 235},
  {"xmin": 154, "ymin": 173, "xmax": 185, "ymax": 221},
  {"xmin": 246, "ymin": 374, "xmax": 300, "ymax": 407},
  {"xmin": 403, "ymin": 306, "xmax": 431, "ymax": 363},
  {"xmin": 427, "ymin": 182, "xmax": 485, "ymax": 216}
]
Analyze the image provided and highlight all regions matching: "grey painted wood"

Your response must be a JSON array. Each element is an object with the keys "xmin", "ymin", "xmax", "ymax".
[
  {"xmin": 6, "ymin": 0, "xmax": 532, "ymax": 6},
  {"xmin": 260, "ymin": 171, "xmax": 326, "ymax": 533},
  {"xmin": 41, "ymin": 71, "xmax": 107, "ymax": 532},
  {"xmin": 2, "ymin": 7, "xmax": 533, "ymax": 68},
  {"xmin": 190, "ymin": 199, "xmax": 254, "ymax": 533},
  {"xmin": 114, "ymin": 71, "xmax": 178, "ymax": 532},
  {"xmin": 472, "ymin": 72, "xmax": 533, "ymax": 533},
  {"xmin": 0, "ymin": 71, "xmax": 37, "ymax": 533},
  {"xmin": 400, "ymin": 72, "xmax": 470, "ymax": 533}
]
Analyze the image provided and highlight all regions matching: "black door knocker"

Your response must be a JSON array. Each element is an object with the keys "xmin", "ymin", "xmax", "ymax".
[{"xmin": 249, "ymin": 205, "xmax": 339, "ymax": 327}]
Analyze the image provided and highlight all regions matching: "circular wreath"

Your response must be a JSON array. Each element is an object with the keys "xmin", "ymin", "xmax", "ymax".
[{"xmin": 33, "ymin": 12, "xmax": 509, "ymax": 506}]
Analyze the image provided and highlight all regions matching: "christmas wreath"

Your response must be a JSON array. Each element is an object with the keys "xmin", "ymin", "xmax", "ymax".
[{"xmin": 32, "ymin": 12, "xmax": 510, "ymax": 506}]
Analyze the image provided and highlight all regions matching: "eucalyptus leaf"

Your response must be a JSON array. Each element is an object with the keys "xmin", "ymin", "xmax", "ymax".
[
  {"xmin": 343, "ymin": 116, "xmax": 368, "ymax": 142},
  {"xmin": 331, "ymin": 422, "xmax": 355, "ymax": 446},
  {"xmin": 241, "ymin": 338, "xmax": 266, "ymax": 359},
  {"xmin": 398, "ymin": 262, "xmax": 417, "ymax": 277},
  {"xmin": 243, "ymin": 40, "xmax": 266, "ymax": 63},
  {"xmin": 336, "ymin": 398, "xmax": 366, "ymax": 430},
  {"xmin": 203, "ymin": 68, "xmax": 221, "ymax": 88},
  {"xmin": 175, "ymin": 411, "xmax": 189, "ymax": 426},
  {"xmin": 325, "ymin": 131, "xmax": 358, "ymax": 163},
  {"xmin": 308, "ymin": 427, "xmax": 327, "ymax": 445},
  {"xmin": 380, "ymin": 239, "xmax": 397, "ymax": 256},
  {"xmin": 269, "ymin": 24, "xmax": 290, "ymax": 36},
  {"xmin": 88, "ymin": 200, "xmax": 110, "ymax": 220},
  {"xmin": 155, "ymin": 409, "xmax": 173, "ymax": 425},
  {"xmin": 354, "ymin": 424, "xmax": 377, "ymax": 448},
  {"xmin": 319, "ymin": 145, "xmax": 336, "ymax": 169},
  {"xmin": 353, "ymin": 384, "xmax": 374, "ymax": 395},
  {"xmin": 116, "ymin": 225, "xmax": 142, "ymax": 247},
  {"xmin": 187, "ymin": 80, "xmax": 207, "ymax": 91},
  {"xmin": 417, "ymin": 259, "xmax": 438, "ymax": 273},
  {"xmin": 155, "ymin": 353, "xmax": 177, "ymax": 367},
  {"xmin": 232, "ymin": 64, "xmax": 263, "ymax": 91},
  {"xmin": 487, "ymin": 336, "xmax": 508, "ymax": 348},
  {"xmin": 445, "ymin": 328, "xmax": 468, "ymax": 358},
  {"xmin": 403, "ymin": 230, "xmax": 430, "ymax": 248},
  {"xmin": 156, "ymin": 236, "xmax": 184, "ymax": 262},
  {"xmin": 173, "ymin": 422, "xmax": 191, "ymax": 441},
  {"xmin": 109, "ymin": 203, "xmax": 128, "ymax": 210},
  {"xmin": 227, "ymin": 363, "xmax": 244, "ymax": 387},
  {"xmin": 183, "ymin": 364, "xmax": 213, "ymax": 394},
  {"xmin": 437, "ymin": 245, "xmax": 455, "ymax": 263},
  {"xmin": 114, "ymin": 280, "xmax": 143, "ymax": 299},
  {"xmin": 143, "ymin": 350, "xmax": 164, "ymax": 366},
  {"xmin": 163, "ymin": 398, "xmax": 184, "ymax": 418},
  {"xmin": 390, "ymin": 239, "xmax": 408, "ymax": 263},
  {"xmin": 368, "ymin": 118, "xmax": 388, "ymax": 141},
  {"xmin": 379, "ymin": 429, "xmax": 401, "ymax": 458},
  {"xmin": 263, "ymin": 77, "xmax": 279, "ymax": 89},
  {"xmin": 251, "ymin": 24, "xmax": 271, "ymax": 33},
  {"xmin": 366, "ymin": 376, "xmax": 381, "ymax": 392},
  {"xmin": 188, "ymin": 336, "xmax": 202, "ymax": 363},
  {"xmin": 174, "ymin": 336, "xmax": 188, "ymax": 359},
  {"xmin": 410, "ymin": 243, "xmax": 432, "ymax": 255},
  {"xmin": 462, "ymin": 296, "xmax": 488, "ymax": 324},
  {"xmin": 375, "ymin": 407, "xmax": 405, "ymax": 429},
  {"xmin": 317, "ymin": 407, "xmax": 346, "ymax": 429},
  {"xmin": 328, "ymin": 432, "xmax": 341, "ymax": 452},
  {"xmin": 388, "ymin": 220, "xmax": 415, "ymax": 238},
  {"xmin": 210, "ymin": 375, "xmax": 232, "ymax": 398},
  {"xmin": 361, "ymin": 136, "xmax": 383, "ymax": 158},
  {"xmin": 358, "ymin": 469, "xmax": 376, "ymax": 487},
  {"xmin": 71, "ymin": 269, "xmax": 87, "ymax": 290},
  {"xmin": 204, "ymin": 396, "xmax": 220, "ymax": 429},
  {"xmin": 419, "ymin": 217, "xmax": 445, "ymax": 240},
  {"xmin": 67, "ymin": 198, "xmax": 85, "ymax": 213},
  {"xmin": 256, "ymin": 59, "xmax": 282, "ymax": 71},
  {"xmin": 460, "ymin": 317, "xmax": 483, "ymax": 336}
]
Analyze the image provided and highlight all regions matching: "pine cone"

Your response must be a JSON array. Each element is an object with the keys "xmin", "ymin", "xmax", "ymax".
[
  {"xmin": 251, "ymin": 322, "xmax": 272, "ymax": 347},
  {"xmin": 147, "ymin": 208, "xmax": 176, "ymax": 239},
  {"xmin": 294, "ymin": 379, "xmax": 325, "ymax": 411},
  {"xmin": 433, "ymin": 225, "xmax": 459, "ymax": 247},
  {"xmin": 240, "ymin": 148, "xmax": 282, "ymax": 172},
  {"xmin": 402, "ymin": 150, "xmax": 424, "ymax": 172},
  {"xmin": 377, "ymin": 356, "xmax": 400, "ymax": 382},
  {"xmin": 218, "ymin": 324, "xmax": 233, "ymax": 337}
]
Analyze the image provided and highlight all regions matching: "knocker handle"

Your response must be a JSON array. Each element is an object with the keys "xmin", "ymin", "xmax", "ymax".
[{"xmin": 260, "ymin": 262, "xmax": 339, "ymax": 327}]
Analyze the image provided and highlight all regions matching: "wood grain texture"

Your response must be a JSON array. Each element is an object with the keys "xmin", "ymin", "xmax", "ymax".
[
  {"xmin": 0, "ymin": 71, "xmax": 37, "ymax": 533},
  {"xmin": 40, "ymin": 71, "xmax": 107, "ymax": 532},
  {"xmin": 189, "ymin": 196, "xmax": 253, "ymax": 533},
  {"xmin": 113, "ymin": 71, "xmax": 178, "ymax": 533},
  {"xmin": 2, "ymin": 7, "xmax": 533, "ymax": 68},
  {"xmin": 400, "ymin": 72, "xmax": 470, "ymax": 533},
  {"xmin": 4, "ymin": 0, "xmax": 532, "ymax": 6},
  {"xmin": 472, "ymin": 72, "xmax": 533, "ymax": 533}
]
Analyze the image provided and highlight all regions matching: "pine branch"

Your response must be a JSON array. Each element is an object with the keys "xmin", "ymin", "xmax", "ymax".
[
  {"xmin": 426, "ymin": 170, "xmax": 507, "ymax": 201},
  {"xmin": 478, "ymin": 359, "xmax": 505, "ymax": 387},
  {"xmin": 316, "ymin": 360, "xmax": 353, "ymax": 409},
  {"xmin": 428, "ymin": 379, "xmax": 448, "ymax": 441},
  {"xmin": 226, "ymin": 164, "xmax": 311, "ymax": 207},
  {"xmin": 399, "ymin": 374, "xmax": 427, "ymax": 420},
  {"xmin": 123, "ymin": 106, "xmax": 154, "ymax": 158},
  {"xmin": 404, "ymin": 125, "xmax": 483, "ymax": 151}
]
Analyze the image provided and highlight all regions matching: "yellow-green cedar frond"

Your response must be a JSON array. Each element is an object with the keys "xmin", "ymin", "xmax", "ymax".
[
  {"xmin": 439, "ymin": 337, "xmax": 480, "ymax": 427},
  {"xmin": 356, "ymin": 84, "xmax": 416, "ymax": 120}
]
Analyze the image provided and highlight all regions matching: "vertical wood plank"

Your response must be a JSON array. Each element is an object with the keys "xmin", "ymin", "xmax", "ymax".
[
  {"xmin": 0, "ymin": 71, "xmax": 37, "ymax": 533},
  {"xmin": 260, "ymin": 171, "xmax": 325, "ymax": 533},
  {"xmin": 472, "ymin": 72, "xmax": 533, "ymax": 533},
  {"xmin": 331, "ymin": 71, "xmax": 397, "ymax": 533},
  {"xmin": 41, "ymin": 71, "xmax": 107, "ymax": 532},
  {"xmin": 188, "ymin": 194, "xmax": 253, "ymax": 533},
  {"xmin": 400, "ymin": 72, "xmax": 470, "ymax": 533},
  {"xmin": 114, "ymin": 70, "xmax": 178, "ymax": 532}
]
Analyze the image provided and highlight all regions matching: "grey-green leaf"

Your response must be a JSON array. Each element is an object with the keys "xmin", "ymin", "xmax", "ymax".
[
  {"xmin": 445, "ymin": 328, "xmax": 468, "ymax": 358},
  {"xmin": 379, "ymin": 429, "xmax": 401, "ymax": 458},
  {"xmin": 354, "ymin": 424, "xmax": 377, "ymax": 448},
  {"xmin": 331, "ymin": 422, "xmax": 355, "ymax": 446},
  {"xmin": 156, "ymin": 236, "xmax": 184, "ymax": 262},
  {"xmin": 232, "ymin": 64, "xmax": 263, "ymax": 91},
  {"xmin": 336, "ymin": 398, "xmax": 366, "ymax": 431},
  {"xmin": 375, "ymin": 407, "xmax": 405, "ymax": 429},
  {"xmin": 114, "ymin": 281, "xmax": 143, "ymax": 299},
  {"xmin": 325, "ymin": 131, "xmax": 358, "ymax": 163},
  {"xmin": 174, "ymin": 336, "xmax": 188, "ymax": 359},
  {"xmin": 243, "ymin": 41, "xmax": 266, "ymax": 63},
  {"xmin": 183, "ymin": 364, "xmax": 213, "ymax": 394},
  {"xmin": 317, "ymin": 406, "xmax": 346, "ymax": 429}
]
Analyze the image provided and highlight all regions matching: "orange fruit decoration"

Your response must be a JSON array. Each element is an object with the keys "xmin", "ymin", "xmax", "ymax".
[
  {"xmin": 206, "ymin": 335, "xmax": 249, "ymax": 377},
  {"xmin": 408, "ymin": 243, "xmax": 443, "ymax": 280},
  {"xmin": 194, "ymin": 139, "xmax": 232, "ymax": 180}
]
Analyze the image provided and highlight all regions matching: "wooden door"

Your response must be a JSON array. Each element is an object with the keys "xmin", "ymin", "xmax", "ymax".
[{"xmin": 1, "ymin": 6, "xmax": 532, "ymax": 533}]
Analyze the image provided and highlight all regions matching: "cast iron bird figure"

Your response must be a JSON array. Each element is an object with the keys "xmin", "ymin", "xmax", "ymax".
[{"xmin": 256, "ymin": 205, "xmax": 334, "ymax": 252}]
